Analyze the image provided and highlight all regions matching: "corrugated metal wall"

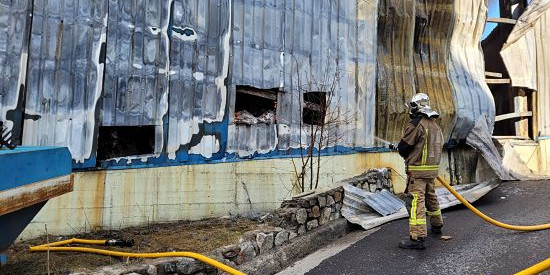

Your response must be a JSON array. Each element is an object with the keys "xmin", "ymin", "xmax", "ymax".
[
  {"xmin": 376, "ymin": 0, "xmax": 416, "ymax": 143},
  {"xmin": 0, "ymin": 0, "xmax": 32, "ymax": 145},
  {"xmin": 0, "ymin": 0, "xmax": 499, "ymax": 168},
  {"xmin": 227, "ymin": 0, "xmax": 378, "ymax": 157},
  {"xmin": 167, "ymin": 0, "xmax": 231, "ymax": 160},
  {"xmin": 447, "ymin": 0, "xmax": 495, "ymax": 140},
  {"xmin": 376, "ymin": 0, "xmax": 494, "ymax": 142},
  {"xmin": 536, "ymin": 9, "xmax": 550, "ymax": 137},
  {"xmin": 22, "ymin": 1, "xmax": 107, "ymax": 163},
  {"xmin": 412, "ymin": 0, "xmax": 455, "ymax": 138},
  {"xmin": 102, "ymin": 0, "xmax": 170, "ymax": 127}
]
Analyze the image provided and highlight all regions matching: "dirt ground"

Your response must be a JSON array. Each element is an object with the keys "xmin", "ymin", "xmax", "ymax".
[{"xmin": 1, "ymin": 218, "xmax": 260, "ymax": 275}]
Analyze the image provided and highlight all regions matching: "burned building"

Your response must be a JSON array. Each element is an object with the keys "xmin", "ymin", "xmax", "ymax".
[{"xmin": 0, "ymin": 0, "xmax": 547, "ymax": 238}]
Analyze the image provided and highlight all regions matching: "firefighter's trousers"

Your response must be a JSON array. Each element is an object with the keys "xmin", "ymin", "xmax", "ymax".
[{"xmin": 405, "ymin": 176, "xmax": 444, "ymax": 240}]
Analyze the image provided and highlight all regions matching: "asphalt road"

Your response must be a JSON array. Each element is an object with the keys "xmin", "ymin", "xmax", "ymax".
[{"xmin": 303, "ymin": 180, "xmax": 550, "ymax": 275}]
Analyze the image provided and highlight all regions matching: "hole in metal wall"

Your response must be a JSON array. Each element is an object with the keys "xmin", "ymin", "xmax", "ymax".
[
  {"xmin": 302, "ymin": 92, "xmax": 327, "ymax": 125},
  {"xmin": 96, "ymin": 126, "xmax": 155, "ymax": 161},
  {"xmin": 234, "ymin": 86, "xmax": 277, "ymax": 125}
]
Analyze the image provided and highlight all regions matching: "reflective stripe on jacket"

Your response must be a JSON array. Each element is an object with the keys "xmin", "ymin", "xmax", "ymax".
[{"xmin": 397, "ymin": 115, "xmax": 443, "ymax": 178}]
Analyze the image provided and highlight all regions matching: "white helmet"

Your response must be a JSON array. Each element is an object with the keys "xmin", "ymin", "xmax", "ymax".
[{"xmin": 408, "ymin": 93, "xmax": 439, "ymax": 118}]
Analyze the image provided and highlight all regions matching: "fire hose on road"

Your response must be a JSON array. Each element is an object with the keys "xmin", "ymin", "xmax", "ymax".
[
  {"xmin": 436, "ymin": 176, "xmax": 550, "ymax": 231},
  {"xmin": 435, "ymin": 176, "xmax": 550, "ymax": 274}
]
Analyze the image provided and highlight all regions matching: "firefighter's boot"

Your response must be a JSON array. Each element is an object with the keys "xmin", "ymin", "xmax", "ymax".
[
  {"xmin": 398, "ymin": 237, "xmax": 425, "ymax": 250},
  {"xmin": 431, "ymin": 225, "xmax": 442, "ymax": 235}
]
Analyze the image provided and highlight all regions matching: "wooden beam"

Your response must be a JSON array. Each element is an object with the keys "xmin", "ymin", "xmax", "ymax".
[
  {"xmin": 236, "ymin": 87, "xmax": 277, "ymax": 101},
  {"xmin": 495, "ymin": 111, "xmax": 532, "ymax": 122},
  {"xmin": 486, "ymin": 17, "xmax": 518, "ymax": 24},
  {"xmin": 532, "ymin": 90, "xmax": 538, "ymax": 140},
  {"xmin": 485, "ymin": 71, "xmax": 503, "ymax": 78},
  {"xmin": 486, "ymin": 78, "xmax": 511, "ymax": 84},
  {"xmin": 492, "ymin": 136, "xmax": 531, "ymax": 140},
  {"xmin": 514, "ymin": 91, "xmax": 529, "ymax": 137}
]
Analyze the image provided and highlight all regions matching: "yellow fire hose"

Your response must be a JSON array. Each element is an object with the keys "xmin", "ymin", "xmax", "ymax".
[
  {"xmin": 436, "ymin": 176, "xmax": 550, "ymax": 231},
  {"xmin": 514, "ymin": 258, "xmax": 550, "ymax": 275},
  {"xmin": 436, "ymin": 176, "xmax": 550, "ymax": 274},
  {"xmin": 29, "ymin": 238, "xmax": 247, "ymax": 275}
]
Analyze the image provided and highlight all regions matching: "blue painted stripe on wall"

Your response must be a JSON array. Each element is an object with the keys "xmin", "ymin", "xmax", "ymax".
[
  {"xmin": 92, "ymin": 146, "xmax": 392, "ymax": 171},
  {"xmin": 0, "ymin": 147, "xmax": 72, "ymax": 192}
]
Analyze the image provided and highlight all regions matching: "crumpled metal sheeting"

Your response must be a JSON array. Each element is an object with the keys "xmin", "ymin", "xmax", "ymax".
[
  {"xmin": 375, "ymin": 0, "xmax": 416, "ymax": 143},
  {"xmin": 341, "ymin": 184, "xmax": 378, "ymax": 217},
  {"xmin": 466, "ymin": 118, "xmax": 522, "ymax": 180},
  {"xmin": 435, "ymin": 181, "xmax": 500, "ymax": 209},
  {"xmin": 364, "ymin": 189, "xmax": 406, "ymax": 216},
  {"xmin": 412, "ymin": 0, "xmax": 455, "ymax": 140},
  {"xmin": 447, "ymin": 0, "xmax": 495, "ymax": 141},
  {"xmin": 501, "ymin": 0, "xmax": 550, "ymax": 136},
  {"xmin": 342, "ymin": 183, "xmax": 405, "ymax": 217},
  {"xmin": 0, "ymin": 0, "xmax": 31, "ymax": 143},
  {"xmin": 22, "ymin": 1, "xmax": 108, "ymax": 163},
  {"xmin": 375, "ymin": 0, "xmax": 494, "ymax": 143},
  {"xmin": 342, "ymin": 180, "xmax": 500, "ymax": 231}
]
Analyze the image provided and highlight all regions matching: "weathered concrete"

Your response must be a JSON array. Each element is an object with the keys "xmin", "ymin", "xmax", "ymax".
[{"xmin": 21, "ymin": 152, "xmax": 407, "ymax": 240}]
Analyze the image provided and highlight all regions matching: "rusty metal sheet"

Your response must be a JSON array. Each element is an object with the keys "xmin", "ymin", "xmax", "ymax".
[
  {"xmin": 375, "ymin": 0, "xmax": 416, "ymax": 143},
  {"xmin": 412, "ymin": 0, "xmax": 455, "ymax": 139},
  {"xmin": 0, "ymin": 174, "xmax": 73, "ymax": 216}
]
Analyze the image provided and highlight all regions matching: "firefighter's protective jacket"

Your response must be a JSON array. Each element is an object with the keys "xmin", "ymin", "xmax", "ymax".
[{"xmin": 397, "ymin": 115, "xmax": 443, "ymax": 178}]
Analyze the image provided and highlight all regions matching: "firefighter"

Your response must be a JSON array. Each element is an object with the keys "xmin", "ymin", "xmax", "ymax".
[{"xmin": 393, "ymin": 93, "xmax": 444, "ymax": 250}]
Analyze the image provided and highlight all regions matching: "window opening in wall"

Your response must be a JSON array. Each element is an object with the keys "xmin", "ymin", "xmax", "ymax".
[
  {"xmin": 96, "ymin": 125, "xmax": 155, "ymax": 160},
  {"xmin": 302, "ymin": 92, "xmax": 327, "ymax": 125},
  {"xmin": 234, "ymin": 85, "xmax": 277, "ymax": 125}
]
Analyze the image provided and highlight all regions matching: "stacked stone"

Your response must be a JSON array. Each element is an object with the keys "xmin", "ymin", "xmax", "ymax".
[
  {"xmin": 278, "ymin": 187, "xmax": 344, "ymax": 236},
  {"xmin": 348, "ymin": 168, "xmax": 393, "ymax": 193}
]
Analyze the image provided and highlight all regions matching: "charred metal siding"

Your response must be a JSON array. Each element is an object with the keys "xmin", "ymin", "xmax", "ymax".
[
  {"xmin": 376, "ymin": 0, "xmax": 494, "ymax": 142},
  {"xmin": 447, "ymin": 0, "xmax": 495, "ymax": 140},
  {"xmin": 376, "ymin": 0, "xmax": 416, "ymax": 143},
  {"xmin": 0, "ymin": 0, "xmax": 32, "ymax": 145},
  {"xmin": 228, "ymin": 0, "xmax": 378, "ymax": 156},
  {"xmin": 102, "ymin": 1, "xmax": 170, "ymax": 127},
  {"xmin": 22, "ymin": 1, "xmax": 107, "ymax": 164},
  {"xmin": 167, "ymin": 0, "xmax": 230, "ymax": 160},
  {"xmin": 412, "ymin": 0, "xmax": 455, "ymax": 138},
  {"xmin": 1, "ymin": 0, "xmax": 496, "ymax": 168}
]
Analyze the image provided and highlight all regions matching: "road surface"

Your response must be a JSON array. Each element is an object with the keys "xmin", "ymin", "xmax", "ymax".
[{"xmin": 278, "ymin": 180, "xmax": 550, "ymax": 275}]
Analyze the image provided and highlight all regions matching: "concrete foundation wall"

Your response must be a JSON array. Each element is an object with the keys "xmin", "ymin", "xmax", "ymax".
[{"xmin": 20, "ymin": 152, "xmax": 412, "ymax": 240}]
